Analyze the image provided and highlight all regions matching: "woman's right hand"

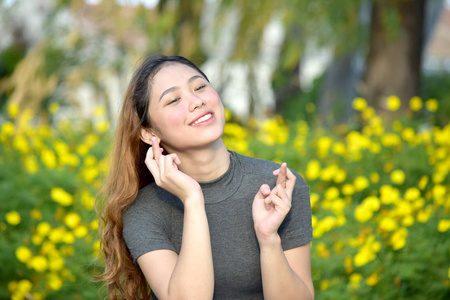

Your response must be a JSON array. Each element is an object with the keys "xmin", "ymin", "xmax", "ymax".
[{"xmin": 145, "ymin": 137, "xmax": 202, "ymax": 203}]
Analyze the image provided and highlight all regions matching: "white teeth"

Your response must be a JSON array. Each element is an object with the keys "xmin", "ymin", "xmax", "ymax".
[{"xmin": 193, "ymin": 113, "xmax": 212, "ymax": 125}]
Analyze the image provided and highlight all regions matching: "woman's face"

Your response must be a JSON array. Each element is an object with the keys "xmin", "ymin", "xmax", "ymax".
[{"xmin": 147, "ymin": 63, "xmax": 225, "ymax": 152}]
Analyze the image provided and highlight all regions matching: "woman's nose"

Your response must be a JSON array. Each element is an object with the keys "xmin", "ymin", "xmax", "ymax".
[{"xmin": 188, "ymin": 93, "xmax": 205, "ymax": 111}]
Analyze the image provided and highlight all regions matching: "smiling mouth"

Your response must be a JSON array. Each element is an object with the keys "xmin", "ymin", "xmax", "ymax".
[{"xmin": 191, "ymin": 113, "xmax": 213, "ymax": 125}]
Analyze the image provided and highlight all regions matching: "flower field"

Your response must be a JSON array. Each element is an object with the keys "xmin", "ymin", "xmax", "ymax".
[{"xmin": 1, "ymin": 97, "xmax": 449, "ymax": 299}]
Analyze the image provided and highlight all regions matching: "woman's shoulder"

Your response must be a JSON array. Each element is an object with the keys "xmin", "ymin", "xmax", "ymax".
[{"xmin": 124, "ymin": 183, "xmax": 181, "ymax": 215}]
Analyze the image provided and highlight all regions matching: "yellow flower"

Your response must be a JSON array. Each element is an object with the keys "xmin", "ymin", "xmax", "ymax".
[
  {"xmin": 417, "ymin": 205, "xmax": 433, "ymax": 223},
  {"xmin": 63, "ymin": 232, "xmax": 76, "ymax": 244},
  {"xmin": 325, "ymin": 187, "xmax": 340, "ymax": 200},
  {"xmin": 47, "ymin": 273, "xmax": 63, "ymax": 290},
  {"xmin": 257, "ymin": 117, "xmax": 288, "ymax": 145},
  {"xmin": 37, "ymin": 222, "xmax": 52, "ymax": 236},
  {"xmin": 92, "ymin": 240, "xmax": 100, "ymax": 256},
  {"xmin": 386, "ymin": 95, "xmax": 401, "ymax": 111},
  {"xmin": 59, "ymin": 153, "xmax": 80, "ymax": 167},
  {"xmin": 382, "ymin": 133, "xmax": 401, "ymax": 147},
  {"xmin": 332, "ymin": 142, "xmax": 346, "ymax": 156},
  {"xmin": 32, "ymin": 234, "xmax": 44, "ymax": 245},
  {"xmin": 354, "ymin": 205, "xmax": 373, "ymax": 223},
  {"xmin": 24, "ymin": 155, "xmax": 39, "ymax": 174},
  {"xmin": 95, "ymin": 120, "xmax": 110, "ymax": 133},
  {"xmin": 425, "ymin": 99, "xmax": 438, "ymax": 112},
  {"xmin": 8, "ymin": 103, "xmax": 19, "ymax": 118},
  {"xmin": 320, "ymin": 280, "xmax": 330, "ymax": 290},
  {"xmin": 51, "ymin": 187, "xmax": 73, "ymax": 206},
  {"xmin": 362, "ymin": 107, "xmax": 375, "ymax": 120},
  {"xmin": 395, "ymin": 201, "xmax": 413, "ymax": 217},
  {"xmin": 13, "ymin": 135, "xmax": 30, "ymax": 153},
  {"xmin": 370, "ymin": 172, "xmax": 380, "ymax": 183},
  {"xmin": 352, "ymin": 97, "xmax": 367, "ymax": 111},
  {"xmin": 40, "ymin": 241, "xmax": 56, "ymax": 255},
  {"xmin": 348, "ymin": 273, "xmax": 363, "ymax": 290},
  {"xmin": 31, "ymin": 209, "xmax": 42, "ymax": 220},
  {"xmin": 438, "ymin": 219, "xmax": 450, "ymax": 232},
  {"xmin": 64, "ymin": 212, "xmax": 81, "ymax": 229},
  {"xmin": 310, "ymin": 193, "xmax": 319, "ymax": 209},
  {"xmin": 333, "ymin": 169, "xmax": 347, "ymax": 183},
  {"xmin": 402, "ymin": 215, "xmax": 415, "ymax": 227},
  {"xmin": 32, "ymin": 292, "xmax": 45, "ymax": 300},
  {"xmin": 317, "ymin": 136, "xmax": 333, "ymax": 158},
  {"xmin": 418, "ymin": 176, "xmax": 428, "ymax": 190},
  {"xmin": 316, "ymin": 242, "xmax": 330, "ymax": 258},
  {"xmin": 363, "ymin": 196, "xmax": 381, "ymax": 211},
  {"xmin": 354, "ymin": 176, "xmax": 369, "ymax": 191},
  {"xmin": 76, "ymin": 144, "xmax": 90, "ymax": 156},
  {"xmin": 390, "ymin": 227, "xmax": 408, "ymax": 250},
  {"xmin": 74, "ymin": 225, "xmax": 88, "ymax": 238},
  {"xmin": 16, "ymin": 279, "xmax": 32, "ymax": 294},
  {"xmin": 1, "ymin": 122, "xmax": 15, "ymax": 137},
  {"xmin": 342, "ymin": 184, "xmax": 355, "ymax": 195},
  {"xmin": 390, "ymin": 170, "xmax": 405, "ymax": 185},
  {"xmin": 41, "ymin": 148, "xmax": 57, "ymax": 169},
  {"xmin": 225, "ymin": 109, "xmax": 231, "ymax": 121},
  {"xmin": 319, "ymin": 165, "xmax": 334, "ymax": 182},
  {"xmin": 366, "ymin": 272, "xmax": 379, "ymax": 286},
  {"xmin": 344, "ymin": 256, "xmax": 353, "ymax": 274},
  {"xmin": 413, "ymin": 198, "xmax": 425, "ymax": 210},
  {"xmin": 49, "ymin": 256, "xmax": 65, "ymax": 271},
  {"xmin": 409, "ymin": 96, "xmax": 423, "ymax": 111},
  {"xmin": 15, "ymin": 246, "xmax": 33, "ymax": 263},
  {"xmin": 379, "ymin": 217, "xmax": 398, "ymax": 232},
  {"xmin": 30, "ymin": 255, "xmax": 48, "ymax": 272},
  {"xmin": 82, "ymin": 167, "xmax": 100, "ymax": 183},
  {"xmin": 49, "ymin": 227, "xmax": 66, "ymax": 243},
  {"xmin": 432, "ymin": 185, "xmax": 446, "ymax": 202},
  {"xmin": 306, "ymin": 160, "xmax": 321, "ymax": 180},
  {"xmin": 384, "ymin": 162, "xmax": 393, "ymax": 173},
  {"xmin": 81, "ymin": 190, "xmax": 95, "ymax": 210},
  {"xmin": 49, "ymin": 102, "xmax": 60, "ymax": 114},
  {"xmin": 6, "ymin": 211, "xmax": 21, "ymax": 226},
  {"xmin": 380, "ymin": 185, "xmax": 400, "ymax": 204},
  {"xmin": 401, "ymin": 127, "xmax": 415, "ymax": 143},
  {"xmin": 90, "ymin": 219, "xmax": 99, "ymax": 230},
  {"xmin": 93, "ymin": 106, "xmax": 106, "ymax": 117},
  {"xmin": 224, "ymin": 123, "xmax": 247, "ymax": 140},
  {"xmin": 404, "ymin": 187, "xmax": 420, "ymax": 201}
]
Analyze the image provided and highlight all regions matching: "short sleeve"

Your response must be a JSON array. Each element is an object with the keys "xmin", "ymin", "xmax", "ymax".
[
  {"xmin": 278, "ymin": 173, "xmax": 313, "ymax": 250},
  {"xmin": 122, "ymin": 188, "xmax": 176, "ymax": 264}
]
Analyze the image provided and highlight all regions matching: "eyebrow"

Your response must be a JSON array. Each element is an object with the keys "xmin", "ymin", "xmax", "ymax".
[{"xmin": 158, "ymin": 75, "xmax": 205, "ymax": 102}]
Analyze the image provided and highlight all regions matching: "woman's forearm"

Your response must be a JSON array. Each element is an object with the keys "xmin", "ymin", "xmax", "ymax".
[
  {"xmin": 259, "ymin": 235, "xmax": 313, "ymax": 300},
  {"xmin": 167, "ymin": 194, "xmax": 214, "ymax": 299}
]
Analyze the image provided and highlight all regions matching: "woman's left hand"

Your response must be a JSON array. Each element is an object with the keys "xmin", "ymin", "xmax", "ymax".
[{"xmin": 252, "ymin": 163, "xmax": 296, "ymax": 244}]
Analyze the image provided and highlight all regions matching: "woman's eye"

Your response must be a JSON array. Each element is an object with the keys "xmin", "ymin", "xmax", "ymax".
[
  {"xmin": 168, "ymin": 98, "xmax": 180, "ymax": 105},
  {"xmin": 195, "ymin": 85, "xmax": 206, "ymax": 91}
]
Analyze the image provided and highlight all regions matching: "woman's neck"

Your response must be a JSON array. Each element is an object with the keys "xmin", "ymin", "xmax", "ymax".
[{"xmin": 170, "ymin": 139, "xmax": 230, "ymax": 182}]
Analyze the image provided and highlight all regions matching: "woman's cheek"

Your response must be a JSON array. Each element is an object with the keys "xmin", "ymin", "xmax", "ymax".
[{"xmin": 166, "ymin": 106, "xmax": 187, "ymax": 127}]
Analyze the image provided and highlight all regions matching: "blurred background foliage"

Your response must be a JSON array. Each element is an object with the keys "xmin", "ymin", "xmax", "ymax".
[{"xmin": 0, "ymin": 0, "xmax": 449, "ymax": 299}]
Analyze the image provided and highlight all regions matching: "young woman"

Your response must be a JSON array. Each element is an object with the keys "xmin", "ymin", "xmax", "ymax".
[{"xmin": 97, "ymin": 55, "xmax": 314, "ymax": 299}]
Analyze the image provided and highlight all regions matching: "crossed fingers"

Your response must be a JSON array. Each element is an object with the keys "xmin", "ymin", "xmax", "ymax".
[{"xmin": 145, "ymin": 137, "xmax": 180, "ymax": 185}]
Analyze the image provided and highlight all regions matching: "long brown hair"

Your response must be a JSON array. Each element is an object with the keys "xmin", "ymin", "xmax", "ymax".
[{"xmin": 96, "ymin": 55, "xmax": 209, "ymax": 299}]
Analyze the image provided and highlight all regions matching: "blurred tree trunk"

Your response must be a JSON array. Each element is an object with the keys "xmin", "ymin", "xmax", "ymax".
[
  {"xmin": 362, "ymin": 0, "xmax": 425, "ymax": 111},
  {"xmin": 173, "ymin": 0, "xmax": 205, "ymax": 61}
]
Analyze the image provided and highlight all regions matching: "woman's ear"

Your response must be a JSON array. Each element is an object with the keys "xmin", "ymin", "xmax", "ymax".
[{"xmin": 140, "ymin": 128, "xmax": 160, "ymax": 145}]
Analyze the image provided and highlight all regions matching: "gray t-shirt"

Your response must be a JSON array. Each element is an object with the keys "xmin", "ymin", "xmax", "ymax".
[{"xmin": 123, "ymin": 151, "xmax": 312, "ymax": 299}]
